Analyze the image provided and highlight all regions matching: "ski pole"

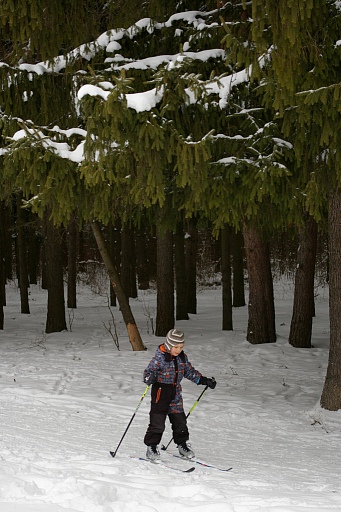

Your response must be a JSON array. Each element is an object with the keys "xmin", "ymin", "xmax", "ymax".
[
  {"xmin": 110, "ymin": 385, "xmax": 150, "ymax": 458},
  {"xmin": 161, "ymin": 384, "xmax": 209, "ymax": 451}
]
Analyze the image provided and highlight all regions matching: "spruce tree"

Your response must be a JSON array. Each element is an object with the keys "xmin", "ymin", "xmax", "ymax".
[
  {"xmin": 247, "ymin": 0, "xmax": 341, "ymax": 409},
  {"xmin": 2, "ymin": 2, "xmax": 326, "ymax": 357}
]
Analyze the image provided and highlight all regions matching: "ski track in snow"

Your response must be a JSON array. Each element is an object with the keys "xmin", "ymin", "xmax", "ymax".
[{"xmin": 0, "ymin": 282, "xmax": 340, "ymax": 512}]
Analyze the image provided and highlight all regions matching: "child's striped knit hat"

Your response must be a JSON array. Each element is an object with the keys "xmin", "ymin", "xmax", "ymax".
[{"xmin": 164, "ymin": 329, "xmax": 185, "ymax": 352}]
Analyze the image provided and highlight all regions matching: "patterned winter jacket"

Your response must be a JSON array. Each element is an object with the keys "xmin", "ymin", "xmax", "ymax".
[{"xmin": 144, "ymin": 344, "xmax": 202, "ymax": 414}]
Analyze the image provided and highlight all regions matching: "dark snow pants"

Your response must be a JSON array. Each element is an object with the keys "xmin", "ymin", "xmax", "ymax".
[{"xmin": 144, "ymin": 382, "xmax": 189, "ymax": 446}]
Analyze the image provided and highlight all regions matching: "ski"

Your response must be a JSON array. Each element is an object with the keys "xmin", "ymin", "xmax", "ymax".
[
  {"xmin": 171, "ymin": 454, "xmax": 232, "ymax": 472},
  {"xmin": 129, "ymin": 455, "xmax": 195, "ymax": 473}
]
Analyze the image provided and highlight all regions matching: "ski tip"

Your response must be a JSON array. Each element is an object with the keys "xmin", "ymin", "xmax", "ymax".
[{"xmin": 185, "ymin": 467, "xmax": 195, "ymax": 473}]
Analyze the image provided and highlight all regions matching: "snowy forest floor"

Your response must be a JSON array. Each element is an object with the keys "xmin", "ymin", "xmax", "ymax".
[{"xmin": 0, "ymin": 278, "xmax": 340, "ymax": 512}]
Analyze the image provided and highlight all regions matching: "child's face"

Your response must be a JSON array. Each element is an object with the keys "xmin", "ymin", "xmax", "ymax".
[{"xmin": 169, "ymin": 343, "xmax": 184, "ymax": 356}]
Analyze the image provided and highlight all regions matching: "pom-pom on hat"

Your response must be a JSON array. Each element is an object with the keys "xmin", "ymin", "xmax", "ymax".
[{"xmin": 164, "ymin": 329, "xmax": 185, "ymax": 352}]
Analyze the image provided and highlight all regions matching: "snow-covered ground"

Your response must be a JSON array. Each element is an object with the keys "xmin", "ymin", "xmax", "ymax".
[{"xmin": 0, "ymin": 278, "xmax": 340, "ymax": 512}]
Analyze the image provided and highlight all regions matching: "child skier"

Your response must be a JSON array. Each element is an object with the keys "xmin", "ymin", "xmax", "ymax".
[{"xmin": 143, "ymin": 328, "xmax": 216, "ymax": 462}]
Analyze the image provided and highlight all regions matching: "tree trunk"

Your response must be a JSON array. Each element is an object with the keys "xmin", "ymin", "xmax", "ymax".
[
  {"xmin": 3, "ymin": 203, "xmax": 12, "ymax": 281},
  {"xmin": 289, "ymin": 216, "xmax": 317, "ymax": 348},
  {"xmin": 175, "ymin": 221, "xmax": 189, "ymax": 321},
  {"xmin": 16, "ymin": 193, "xmax": 30, "ymax": 314},
  {"xmin": 243, "ymin": 222, "xmax": 276, "ymax": 344},
  {"xmin": 320, "ymin": 188, "xmax": 341, "ymax": 410},
  {"xmin": 0, "ymin": 262, "xmax": 4, "ymax": 329},
  {"xmin": 221, "ymin": 226, "xmax": 233, "ymax": 330},
  {"xmin": 44, "ymin": 210, "xmax": 67, "ymax": 333},
  {"xmin": 0, "ymin": 203, "xmax": 6, "ymax": 329},
  {"xmin": 67, "ymin": 211, "xmax": 78, "ymax": 309},
  {"xmin": 147, "ymin": 229, "xmax": 157, "ymax": 282},
  {"xmin": 26, "ymin": 211, "xmax": 40, "ymax": 285},
  {"xmin": 41, "ymin": 240, "xmax": 48, "ymax": 290},
  {"xmin": 232, "ymin": 229, "xmax": 246, "ymax": 307},
  {"xmin": 121, "ymin": 225, "xmax": 137, "ymax": 299},
  {"xmin": 156, "ymin": 223, "xmax": 174, "ymax": 336},
  {"xmin": 91, "ymin": 221, "xmax": 146, "ymax": 351},
  {"xmin": 136, "ymin": 228, "xmax": 150, "ymax": 290},
  {"xmin": 27, "ymin": 215, "xmax": 40, "ymax": 285},
  {"xmin": 185, "ymin": 217, "xmax": 198, "ymax": 314},
  {"xmin": 108, "ymin": 221, "xmax": 121, "ymax": 307}
]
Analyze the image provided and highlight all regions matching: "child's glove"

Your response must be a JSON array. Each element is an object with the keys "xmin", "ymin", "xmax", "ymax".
[
  {"xmin": 199, "ymin": 376, "xmax": 217, "ymax": 389},
  {"xmin": 143, "ymin": 373, "xmax": 156, "ymax": 385}
]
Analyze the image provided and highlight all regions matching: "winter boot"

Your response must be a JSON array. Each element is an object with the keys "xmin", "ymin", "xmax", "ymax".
[
  {"xmin": 178, "ymin": 442, "xmax": 195, "ymax": 459},
  {"xmin": 146, "ymin": 444, "xmax": 161, "ymax": 462}
]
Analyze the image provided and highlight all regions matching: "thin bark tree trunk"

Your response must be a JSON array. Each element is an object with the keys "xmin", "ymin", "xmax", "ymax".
[
  {"xmin": 41, "ymin": 240, "xmax": 48, "ymax": 290},
  {"xmin": 121, "ymin": 225, "xmax": 137, "ymax": 299},
  {"xmin": 26, "ymin": 211, "xmax": 41, "ymax": 285},
  {"xmin": 147, "ymin": 229, "xmax": 157, "ymax": 282},
  {"xmin": 136, "ymin": 228, "xmax": 150, "ymax": 290},
  {"xmin": 321, "ymin": 187, "xmax": 341, "ymax": 410},
  {"xmin": 91, "ymin": 221, "xmax": 146, "ymax": 351},
  {"xmin": 243, "ymin": 222, "xmax": 276, "ymax": 344},
  {"xmin": 156, "ymin": 221, "xmax": 174, "ymax": 337},
  {"xmin": 175, "ymin": 221, "xmax": 189, "ymax": 321},
  {"xmin": 185, "ymin": 217, "xmax": 198, "ymax": 314},
  {"xmin": 108, "ymin": 221, "xmax": 120, "ymax": 307},
  {"xmin": 16, "ymin": 193, "xmax": 30, "ymax": 314},
  {"xmin": 232, "ymin": 229, "xmax": 246, "ymax": 307},
  {"xmin": 3, "ymin": 203, "xmax": 12, "ymax": 281},
  {"xmin": 28, "ymin": 219, "xmax": 39, "ymax": 285},
  {"xmin": 67, "ymin": 211, "xmax": 78, "ymax": 309},
  {"xmin": 221, "ymin": 226, "xmax": 233, "ymax": 330},
  {"xmin": 0, "ymin": 203, "xmax": 6, "ymax": 329},
  {"xmin": 44, "ymin": 210, "xmax": 67, "ymax": 333},
  {"xmin": 289, "ymin": 216, "xmax": 317, "ymax": 348},
  {"xmin": 0, "ymin": 263, "xmax": 4, "ymax": 328}
]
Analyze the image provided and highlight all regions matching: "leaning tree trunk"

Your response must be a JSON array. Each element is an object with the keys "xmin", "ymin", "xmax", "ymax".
[
  {"xmin": 289, "ymin": 215, "xmax": 317, "ymax": 348},
  {"xmin": 320, "ymin": 187, "xmax": 341, "ymax": 410},
  {"xmin": 44, "ymin": 210, "xmax": 67, "ymax": 333},
  {"xmin": 243, "ymin": 222, "xmax": 276, "ymax": 344},
  {"xmin": 91, "ymin": 221, "xmax": 146, "ymax": 351},
  {"xmin": 221, "ymin": 226, "xmax": 233, "ymax": 330},
  {"xmin": 156, "ymin": 223, "xmax": 174, "ymax": 337}
]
